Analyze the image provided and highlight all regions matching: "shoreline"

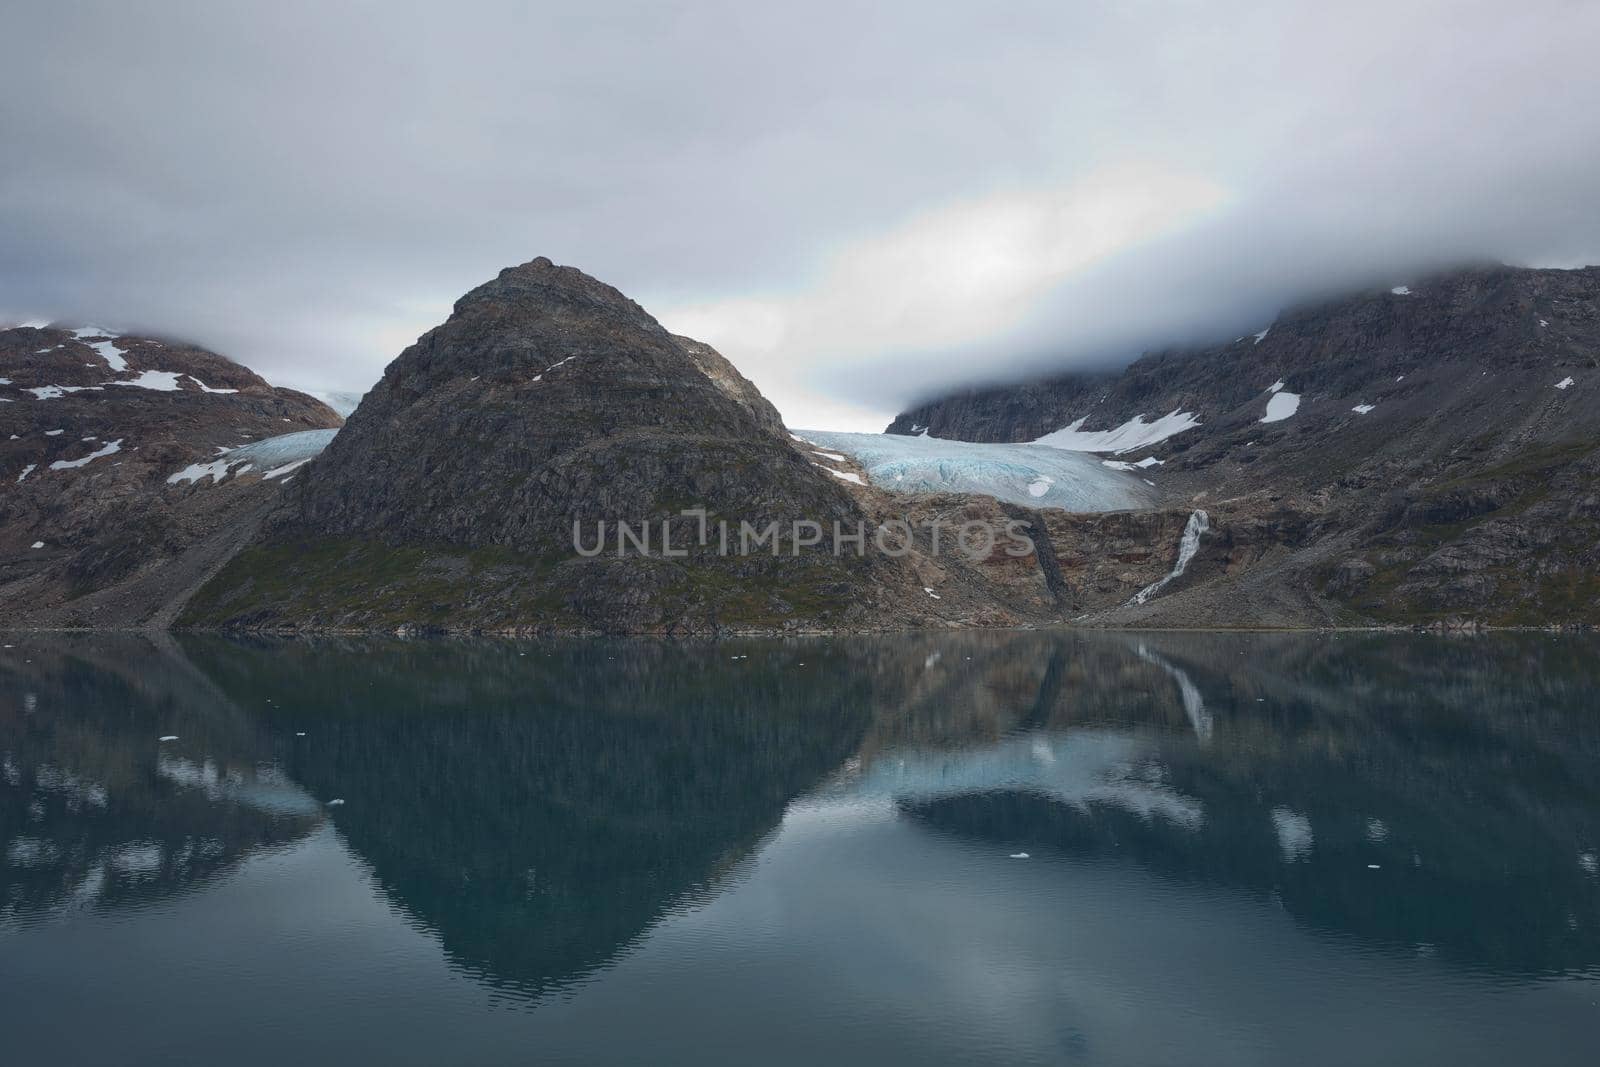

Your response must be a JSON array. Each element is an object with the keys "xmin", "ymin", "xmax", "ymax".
[{"xmin": 2, "ymin": 621, "xmax": 1593, "ymax": 638}]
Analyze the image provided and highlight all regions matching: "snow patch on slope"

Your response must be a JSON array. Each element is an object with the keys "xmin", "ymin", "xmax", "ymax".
[
  {"xmin": 1034, "ymin": 410, "xmax": 1201, "ymax": 454},
  {"xmin": 79, "ymin": 336, "xmax": 128, "ymax": 372},
  {"xmin": 49, "ymin": 439, "xmax": 122, "ymax": 470},
  {"xmin": 816, "ymin": 465, "xmax": 865, "ymax": 486},
  {"xmin": 27, "ymin": 385, "xmax": 102, "ymax": 400},
  {"xmin": 1261, "ymin": 392, "xmax": 1300, "ymax": 423}
]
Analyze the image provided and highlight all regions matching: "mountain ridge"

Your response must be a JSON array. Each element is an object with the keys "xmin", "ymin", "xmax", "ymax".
[
  {"xmin": 889, "ymin": 264, "xmax": 1600, "ymax": 627},
  {"xmin": 0, "ymin": 326, "xmax": 343, "ymax": 627}
]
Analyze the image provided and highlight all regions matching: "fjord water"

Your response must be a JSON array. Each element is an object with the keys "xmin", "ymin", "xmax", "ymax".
[{"xmin": 3, "ymin": 633, "xmax": 1597, "ymax": 1065}]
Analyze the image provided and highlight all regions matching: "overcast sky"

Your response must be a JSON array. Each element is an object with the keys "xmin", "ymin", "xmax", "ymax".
[{"xmin": 4, "ymin": 1, "xmax": 1599, "ymax": 430}]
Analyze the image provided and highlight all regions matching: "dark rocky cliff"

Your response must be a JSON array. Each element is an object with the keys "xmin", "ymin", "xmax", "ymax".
[{"xmin": 184, "ymin": 258, "xmax": 935, "ymax": 633}]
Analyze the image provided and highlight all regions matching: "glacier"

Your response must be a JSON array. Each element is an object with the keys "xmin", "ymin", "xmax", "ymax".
[
  {"xmin": 168, "ymin": 427, "xmax": 337, "ymax": 485},
  {"xmin": 797, "ymin": 430, "xmax": 1155, "ymax": 512}
]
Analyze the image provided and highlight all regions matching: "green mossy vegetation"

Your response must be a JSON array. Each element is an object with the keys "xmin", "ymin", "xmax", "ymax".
[{"xmin": 179, "ymin": 537, "xmax": 574, "ymax": 630}]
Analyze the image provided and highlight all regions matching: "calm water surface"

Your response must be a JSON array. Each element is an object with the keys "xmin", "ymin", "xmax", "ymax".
[{"xmin": 2, "ymin": 631, "xmax": 1598, "ymax": 1065}]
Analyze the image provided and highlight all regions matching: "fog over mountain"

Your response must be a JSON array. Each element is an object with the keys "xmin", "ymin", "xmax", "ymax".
[{"xmin": 3, "ymin": 1, "xmax": 1598, "ymax": 430}]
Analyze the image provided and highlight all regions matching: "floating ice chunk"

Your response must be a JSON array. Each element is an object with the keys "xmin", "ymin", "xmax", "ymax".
[
  {"xmin": 1391, "ymin": 285, "xmax": 1411, "ymax": 295},
  {"xmin": 326, "ymin": 798, "xmax": 346, "ymax": 806},
  {"xmin": 1009, "ymin": 852, "xmax": 1030, "ymax": 859},
  {"xmin": 1261, "ymin": 392, "xmax": 1300, "ymax": 423},
  {"xmin": 1352, "ymin": 403, "xmax": 1375, "ymax": 414},
  {"xmin": 159, "ymin": 735, "xmax": 178, "ymax": 742},
  {"xmin": 1555, "ymin": 377, "xmax": 1574, "ymax": 390},
  {"xmin": 49, "ymin": 439, "xmax": 122, "ymax": 470},
  {"xmin": 1367, "ymin": 864, "xmax": 1381, "ymax": 870}
]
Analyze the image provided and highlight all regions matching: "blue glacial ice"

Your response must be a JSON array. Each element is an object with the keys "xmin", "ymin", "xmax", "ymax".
[
  {"xmin": 168, "ymin": 428, "xmax": 338, "ymax": 484},
  {"xmin": 797, "ymin": 430, "xmax": 1156, "ymax": 512}
]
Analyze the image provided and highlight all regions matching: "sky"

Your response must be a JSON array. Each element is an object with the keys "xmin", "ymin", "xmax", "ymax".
[{"xmin": 3, "ymin": 1, "xmax": 1599, "ymax": 431}]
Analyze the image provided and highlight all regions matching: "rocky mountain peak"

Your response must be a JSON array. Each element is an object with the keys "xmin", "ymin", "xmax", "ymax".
[
  {"xmin": 454, "ymin": 255, "xmax": 653, "ymax": 322},
  {"xmin": 189, "ymin": 258, "xmax": 911, "ymax": 634}
]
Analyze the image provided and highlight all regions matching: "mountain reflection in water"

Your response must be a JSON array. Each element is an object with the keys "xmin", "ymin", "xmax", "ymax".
[{"xmin": 3, "ymin": 630, "xmax": 1598, "ymax": 1065}]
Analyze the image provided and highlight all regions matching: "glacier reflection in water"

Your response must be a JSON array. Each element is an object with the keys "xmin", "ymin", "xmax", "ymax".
[{"xmin": 2, "ymin": 630, "xmax": 1599, "ymax": 1066}]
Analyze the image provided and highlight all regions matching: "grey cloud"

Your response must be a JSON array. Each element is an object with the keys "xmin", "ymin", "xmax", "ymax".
[{"xmin": 3, "ymin": 1, "xmax": 1598, "ymax": 427}]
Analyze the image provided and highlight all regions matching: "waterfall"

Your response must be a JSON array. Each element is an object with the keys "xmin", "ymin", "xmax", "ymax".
[{"xmin": 1130, "ymin": 509, "xmax": 1210, "ymax": 606}]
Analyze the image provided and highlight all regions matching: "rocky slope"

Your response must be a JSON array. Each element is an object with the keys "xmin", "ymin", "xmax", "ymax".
[
  {"xmin": 887, "ymin": 265, "xmax": 1600, "ymax": 627},
  {"xmin": 0, "ymin": 326, "xmax": 342, "ymax": 627},
  {"xmin": 184, "ymin": 258, "xmax": 968, "ymax": 634}
]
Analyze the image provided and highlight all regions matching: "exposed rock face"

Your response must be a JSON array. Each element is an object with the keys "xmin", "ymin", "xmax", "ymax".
[
  {"xmin": 888, "ymin": 265, "xmax": 1600, "ymax": 627},
  {"xmin": 185, "ymin": 259, "xmax": 936, "ymax": 633},
  {"xmin": 673, "ymin": 333, "xmax": 787, "ymax": 437},
  {"xmin": 0, "ymin": 326, "xmax": 342, "ymax": 627}
]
